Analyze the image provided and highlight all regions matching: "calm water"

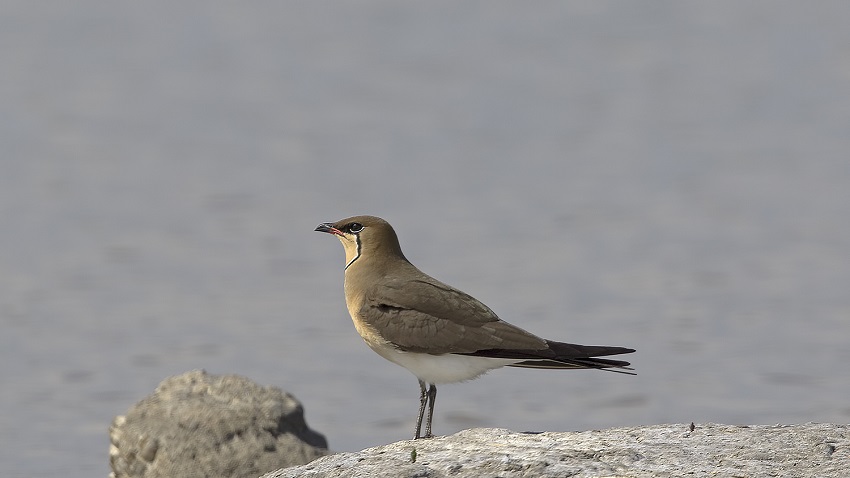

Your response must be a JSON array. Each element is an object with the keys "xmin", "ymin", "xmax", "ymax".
[{"xmin": 2, "ymin": 2, "xmax": 849, "ymax": 477}]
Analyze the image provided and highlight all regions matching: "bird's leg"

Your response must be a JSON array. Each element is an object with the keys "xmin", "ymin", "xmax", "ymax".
[
  {"xmin": 414, "ymin": 379, "xmax": 427, "ymax": 439},
  {"xmin": 424, "ymin": 383, "xmax": 437, "ymax": 438}
]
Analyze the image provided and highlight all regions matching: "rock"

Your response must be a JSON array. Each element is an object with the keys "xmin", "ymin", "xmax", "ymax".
[
  {"xmin": 262, "ymin": 424, "xmax": 848, "ymax": 478},
  {"xmin": 109, "ymin": 370, "xmax": 328, "ymax": 478}
]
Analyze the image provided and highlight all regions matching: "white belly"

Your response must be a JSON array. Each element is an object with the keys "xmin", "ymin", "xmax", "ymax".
[{"xmin": 369, "ymin": 342, "xmax": 520, "ymax": 384}]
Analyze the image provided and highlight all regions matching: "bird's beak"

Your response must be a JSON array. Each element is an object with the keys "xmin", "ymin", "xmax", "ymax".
[{"xmin": 315, "ymin": 223, "xmax": 344, "ymax": 236}]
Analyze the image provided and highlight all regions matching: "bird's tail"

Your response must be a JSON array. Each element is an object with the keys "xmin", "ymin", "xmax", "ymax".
[
  {"xmin": 466, "ymin": 340, "xmax": 636, "ymax": 375},
  {"xmin": 508, "ymin": 356, "xmax": 635, "ymax": 374}
]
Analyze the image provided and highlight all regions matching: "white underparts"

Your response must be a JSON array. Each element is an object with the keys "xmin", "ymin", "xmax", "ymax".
[{"xmin": 369, "ymin": 342, "xmax": 521, "ymax": 384}]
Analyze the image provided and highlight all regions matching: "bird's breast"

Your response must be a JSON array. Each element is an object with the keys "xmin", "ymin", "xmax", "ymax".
[{"xmin": 343, "ymin": 277, "xmax": 390, "ymax": 349}]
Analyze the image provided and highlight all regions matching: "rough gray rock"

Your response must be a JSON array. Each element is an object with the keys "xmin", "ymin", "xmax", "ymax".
[
  {"xmin": 109, "ymin": 370, "xmax": 328, "ymax": 478},
  {"xmin": 262, "ymin": 424, "xmax": 848, "ymax": 478}
]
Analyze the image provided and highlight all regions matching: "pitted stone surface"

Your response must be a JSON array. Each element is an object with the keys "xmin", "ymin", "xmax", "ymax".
[
  {"xmin": 109, "ymin": 370, "xmax": 328, "ymax": 478},
  {"xmin": 263, "ymin": 424, "xmax": 848, "ymax": 478}
]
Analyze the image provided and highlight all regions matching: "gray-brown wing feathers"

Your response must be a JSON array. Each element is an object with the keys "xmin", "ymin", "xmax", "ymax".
[
  {"xmin": 359, "ymin": 278, "xmax": 548, "ymax": 354},
  {"xmin": 358, "ymin": 275, "xmax": 634, "ymax": 373}
]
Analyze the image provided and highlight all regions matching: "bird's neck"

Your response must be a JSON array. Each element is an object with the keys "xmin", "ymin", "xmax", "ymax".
[{"xmin": 344, "ymin": 252, "xmax": 413, "ymax": 291}]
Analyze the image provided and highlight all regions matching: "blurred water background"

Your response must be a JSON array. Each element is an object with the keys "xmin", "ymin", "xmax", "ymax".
[{"xmin": 2, "ymin": 2, "xmax": 849, "ymax": 477}]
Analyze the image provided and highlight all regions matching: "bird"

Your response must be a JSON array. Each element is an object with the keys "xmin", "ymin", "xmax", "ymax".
[{"xmin": 315, "ymin": 215, "xmax": 635, "ymax": 439}]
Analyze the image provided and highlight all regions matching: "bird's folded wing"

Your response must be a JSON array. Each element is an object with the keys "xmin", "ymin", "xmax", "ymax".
[{"xmin": 360, "ymin": 279, "xmax": 548, "ymax": 354}]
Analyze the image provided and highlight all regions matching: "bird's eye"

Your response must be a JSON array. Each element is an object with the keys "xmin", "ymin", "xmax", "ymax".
[{"xmin": 347, "ymin": 222, "xmax": 364, "ymax": 233}]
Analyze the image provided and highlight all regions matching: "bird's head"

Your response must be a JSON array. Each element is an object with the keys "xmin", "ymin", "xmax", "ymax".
[{"xmin": 315, "ymin": 215, "xmax": 405, "ymax": 270}]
